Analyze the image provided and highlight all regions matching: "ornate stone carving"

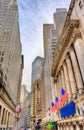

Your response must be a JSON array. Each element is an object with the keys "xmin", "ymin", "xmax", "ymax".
[
  {"xmin": 51, "ymin": 20, "xmax": 80, "ymax": 76},
  {"xmin": 0, "ymin": 87, "xmax": 16, "ymax": 112}
]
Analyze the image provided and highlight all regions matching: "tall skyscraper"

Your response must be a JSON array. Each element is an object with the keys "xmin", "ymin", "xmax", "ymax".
[
  {"xmin": 43, "ymin": 24, "xmax": 53, "ymax": 58},
  {"xmin": 32, "ymin": 56, "xmax": 44, "ymax": 84},
  {"xmin": 43, "ymin": 24, "xmax": 57, "ymax": 121},
  {"xmin": 0, "ymin": 0, "xmax": 23, "ymax": 128},
  {"xmin": 53, "ymin": 8, "xmax": 67, "ymax": 39},
  {"xmin": 31, "ymin": 56, "xmax": 44, "ymax": 122},
  {"xmin": 20, "ymin": 85, "xmax": 29, "ymax": 108}
]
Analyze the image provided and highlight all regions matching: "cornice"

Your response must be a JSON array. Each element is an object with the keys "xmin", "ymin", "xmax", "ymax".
[
  {"xmin": 0, "ymin": 87, "xmax": 16, "ymax": 112},
  {"xmin": 62, "ymin": 0, "xmax": 76, "ymax": 33},
  {"xmin": 51, "ymin": 20, "xmax": 80, "ymax": 76}
]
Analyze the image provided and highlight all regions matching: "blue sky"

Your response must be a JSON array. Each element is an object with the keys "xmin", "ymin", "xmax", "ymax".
[{"xmin": 17, "ymin": 0, "xmax": 71, "ymax": 91}]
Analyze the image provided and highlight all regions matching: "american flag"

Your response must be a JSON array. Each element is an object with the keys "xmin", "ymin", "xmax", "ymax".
[
  {"xmin": 50, "ymin": 102, "xmax": 55, "ymax": 112},
  {"xmin": 60, "ymin": 88, "xmax": 69, "ymax": 105},
  {"xmin": 55, "ymin": 97, "xmax": 61, "ymax": 110}
]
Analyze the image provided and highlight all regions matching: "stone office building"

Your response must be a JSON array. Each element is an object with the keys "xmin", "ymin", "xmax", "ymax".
[
  {"xmin": 0, "ymin": 0, "xmax": 23, "ymax": 129},
  {"xmin": 30, "ymin": 56, "xmax": 44, "ymax": 122},
  {"xmin": 51, "ymin": 0, "xmax": 84, "ymax": 129}
]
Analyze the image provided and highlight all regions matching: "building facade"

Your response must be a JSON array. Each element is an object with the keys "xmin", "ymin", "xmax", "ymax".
[
  {"xmin": 51, "ymin": 0, "xmax": 84, "ymax": 129},
  {"xmin": 40, "ymin": 67, "xmax": 46, "ymax": 120},
  {"xmin": 43, "ymin": 24, "xmax": 58, "ymax": 121},
  {"xmin": 0, "ymin": 0, "xmax": 23, "ymax": 129},
  {"xmin": 27, "ymin": 93, "xmax": 31, "ymax": 128},
  {"xmin": 32, "ymin": 56, "xmax": 44, "ymax": 84},
  {"xmin": 53, "ymin": 8, "xmax": 67, "ymax": 39},
  {"xmin": 20, "ymin": 85, "xmax": 29, "ymax": 108},
  {"xmin": 19, "ymin": 91, "xmax": 31, "ymax": 129},
  {"xmin": 31, "ymin": 56, "xmax": 44, "ymax": 122},
  {"xmin": 43, "ymin": 24, "xmax": 53, "ymax": 58}
]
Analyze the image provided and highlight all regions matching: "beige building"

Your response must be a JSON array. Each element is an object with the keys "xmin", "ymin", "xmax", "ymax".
[
  {"xmin": 51, "ymin": 0, "xmax": 84, "ymax": 129},
  {"xmin": 19, "ymin": 93, "xmax": 31, "ymax": 129},
  {"xmin": 43, "ymin": 24, "xmax": 53, "ymax": 58},
  {"xmin": 40, "ymin": 67, "xmax": 46, "ymax": 120},
  {"xmin": 20, "ymin": 85, "xmax": 29, "ymax": 108},
  {"xmin": 43, "ymin": 24, "xmax": 56, "ymax": 121},
  {"xmin": 0, "ymin": 0, "xmax": 23, "ymax": 129},
  {"xmin": 53, "ymin": 8, "xmax": 67, "ymax": 39},
  {"xmin": 30, "ymin": 57, "xmax": 44, "ymax": 122}
]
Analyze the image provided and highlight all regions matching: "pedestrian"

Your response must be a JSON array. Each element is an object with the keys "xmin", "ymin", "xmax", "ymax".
[{"xmin": 35, "ymin": 122, "xmax": 40, "ymax": 130}]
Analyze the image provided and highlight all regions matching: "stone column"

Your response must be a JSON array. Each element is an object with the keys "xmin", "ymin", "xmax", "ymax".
[
  {"xmin": 7, "ymin": 112, "xmax": 10, "ymax": 127},
  {"xmin": 66, "ymin": 125, "xmax": 69, "ymax": 130},
  {"xmin": 63, "ymin": 61, "xmax": 71, "ymax": 97},
  {"xmin": 74, "ymin": 39, "xmax": 84, "ymax": 82},
  {"xmin": 70, "ymin": 124, "xmax": 73, "ymax": 130},
  {"xmin": 4, "ymin": 110, "xmax": 7, "ymax": 125},
  {"xmin": 58, "ymin": 125, "xmax": 60, "ymax": 130},
  {"xmin": 57, "ymin": 77, "xmax": 60, "ymax": 98},
  {"xmin": 76, "ymin": 125, "xmax": 80, "ymax": 130},
  {"xmin": 6, "ymin": 111, "xmax": 9, "ymax": 126},
  {"xmin": 3, "ymin": 109, "xmax": 6, "ymax": 125},
  {"xmin": 61, "ymin": 67, "xmax": 66, "ymax": 90},
  {"xmin": 51, "ymin": 77, "xmax": 56, "ymax": 99},
  {"xmin": 0, "ymin": 106, "xmax": 3, "ymax": 125},
  {"xmin": 54, "ymin": 82, "xmax": 58, "ymax": 97},
  {"xmin": 9, "ymin": 114, "xmax": 11, "ymax": 126},
  {"xmin": 59, "ymin": 72, "xmax": 62, "ymax": 91},
  {"xmin": 58, "ymin": 73, "xmax": 62, "ymax": 96},
  {"xmin": 83, "ymin": 124, "xmax": 84, "ymax": 130},
  {"xmin": 60, "ymin": 125, "xmax": 62, "ymax": 130},
  {"xmin": 1, "ymin": 108, "xmax": 5, "ymax": 125},
  {"xmin": 66, "ymin": 55, "xmax": 77, "ymax": 97},
  {"xmin": 70, "ymin": 46, "xmax": 83, "ymax": 93}
]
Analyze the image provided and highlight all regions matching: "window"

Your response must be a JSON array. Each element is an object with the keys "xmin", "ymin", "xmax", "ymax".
[{"xmin": 79, "ymin": 1, "xmax": 83, "ymax": 9}]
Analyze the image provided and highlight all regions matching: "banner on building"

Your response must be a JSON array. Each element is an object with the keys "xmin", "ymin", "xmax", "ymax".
[
  {"xmin": 16, "ymin": 104, "xmax": 22, "ymax": 113},
  {"xmin": 60, "ymin": 101, "xmax": 76, "ymax": 118},
  {"xmin": 50, "ymin": 88, "xmax": 69, "ymax": 112}
]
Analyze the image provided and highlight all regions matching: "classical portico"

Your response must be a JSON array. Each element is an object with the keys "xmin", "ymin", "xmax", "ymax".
[{"xmin": 51, "ymin": 0, "xmax": 84, "ymax": 129}]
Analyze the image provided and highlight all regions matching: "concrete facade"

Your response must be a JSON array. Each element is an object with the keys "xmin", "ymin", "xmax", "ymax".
[
  {"xmin": 31, "ymin": 57, "xmax": 44, "ymax": 122},
  {"xmin": 40, "ymin": 67, "xmax": 46, "ymax": 120},
  {"xmin": 43, "ymin": 24, "xmax": 53, "ymax": 58},
  {"xmin": 53, "ymin": 8, "xmax": 67, "ymax": 40},
  {"xmin": 32, "ymin": 56, "xmax": 44, "ymax": 84},
  {"xmin": 0, "ymin": 0, "xmax": 23, "ymax": 129},
  {"xmin": 43, "ymin": 24, "xmax": 58, "ymax": 121},
  {"xmin": 20, "ymin": 85, "xmax": 29, "ymax": 108},
  {"xmin": 51, "ymin": 0, "xmax": 84, "ymax": 129},
  {"xmin": 19, "ymin": 92, "xmax": 31, "ymax": 129}
]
